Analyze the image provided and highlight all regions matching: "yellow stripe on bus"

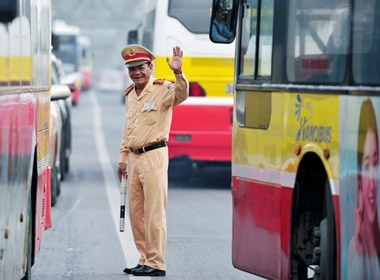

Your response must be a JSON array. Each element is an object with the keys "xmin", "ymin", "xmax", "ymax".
[
  {"xmin": 154, "ymin": 56, "xmax": 235, "ymax": 97},
  {"xmin": 9, "ymin": 55, "xmax": 31, "ymax": 83},
  {"xmin": 0, "ymin": 56, "xmax": 9, "ymax": 84}
]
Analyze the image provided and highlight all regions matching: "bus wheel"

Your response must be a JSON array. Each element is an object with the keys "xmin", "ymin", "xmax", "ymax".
[
  {"xmin": 290, "ymin": 175, "xmax": 336, "ymax": 280},
  {"xmin": 313, "ymin": 181, "xmax": 337, "ymax": 280}
]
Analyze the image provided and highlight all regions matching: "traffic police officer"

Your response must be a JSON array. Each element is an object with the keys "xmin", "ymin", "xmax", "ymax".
[{"xmin": 118, "ymin": 44, "xmax": 189, "ymax": 277}]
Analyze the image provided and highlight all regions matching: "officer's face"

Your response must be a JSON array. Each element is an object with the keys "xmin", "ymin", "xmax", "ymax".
[{"xmin": 128, "ymin": 62, "xmax": 153, "ymax": 88}]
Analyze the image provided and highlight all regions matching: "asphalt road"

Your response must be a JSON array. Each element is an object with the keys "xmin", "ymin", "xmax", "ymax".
[{"xmin": 31, "ymin": 87, "xmax": 264, "ymax": 280}]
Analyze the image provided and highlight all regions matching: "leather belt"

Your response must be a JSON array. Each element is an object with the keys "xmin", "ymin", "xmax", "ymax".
[{"xmin": 129, "ymin": 141, "xmax": 167, "ymax": 155}]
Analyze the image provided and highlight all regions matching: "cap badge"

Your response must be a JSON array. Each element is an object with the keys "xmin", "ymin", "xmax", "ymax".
[{"xmin": 128, "ymin": 49, "xmax": 136, "ymax": 56}]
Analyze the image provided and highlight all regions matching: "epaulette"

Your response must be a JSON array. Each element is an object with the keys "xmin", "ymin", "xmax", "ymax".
[
  {"xmin": 124, "ymin": 84, "xmax": 134, "ymax": 96},
  {"xmin": 153, "ymin": 79, "xmax": 165, "ymax": 85}
]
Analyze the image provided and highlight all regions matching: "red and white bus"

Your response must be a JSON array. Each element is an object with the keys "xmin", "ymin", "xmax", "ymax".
[
  {"xmin": 0, "ymin": 0, "xmax": 52, "ymax": 279},
  {"xmin": 210, "ymin": 0, "xmax": 380, "ymax": 279},
  {"xmin": 128, "ymin": 0, "xmax": 235, "ymax": 180}
]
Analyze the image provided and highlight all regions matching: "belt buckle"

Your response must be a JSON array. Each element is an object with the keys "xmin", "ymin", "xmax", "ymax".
[
  {"xmin": 142, "ymin": 146, "xmax": 146, "ymax": 153},
  {"xmin": 130, "ymin": 148, "xmax": 139, "ymax": 155}
]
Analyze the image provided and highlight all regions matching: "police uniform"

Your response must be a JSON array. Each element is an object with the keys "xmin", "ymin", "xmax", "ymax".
[{"xmin": 119, "ymin": 44, "xmax": 188, "ymax": 272}]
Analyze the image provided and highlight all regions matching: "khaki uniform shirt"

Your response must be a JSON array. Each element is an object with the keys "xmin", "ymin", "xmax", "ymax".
[{"xmin": 119, "ymin": 73, "xmax": 189, "ymax": 163}]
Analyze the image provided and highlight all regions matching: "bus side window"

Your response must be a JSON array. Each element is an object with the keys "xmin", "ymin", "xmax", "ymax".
[
  {"xmin": 0, "ymin": 0, "xmax": 18, "ymax": 23},
  {"xmin": 238, "ymin": 0, "xmax": 273, "ymax": 79},
  {"xmin": 352, "ymin": 0, "xmax": 380, "ymax": 85},
  {"xmin": 240, "ymin": 2, "xmax": 256, "ymax": 77},
  {"xmin": 257, "ymin": 0, "xmax": 274, "ymax": 77},
  {"xmin": 286, "ymin": 0, "xmax": 350, "ymax": 84}
]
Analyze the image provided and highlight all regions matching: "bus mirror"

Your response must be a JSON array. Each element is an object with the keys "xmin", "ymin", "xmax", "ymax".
[
  {"xmin": 128, "ymin": 30, "xmax": 138, "ymax": 44},
  {"xmin": 209, "ymin": 0, "xmax": 237, "ymax": 44},
  {"xmin": 0, "ymin": 0, "xmax": 18, "ymax": 23}
]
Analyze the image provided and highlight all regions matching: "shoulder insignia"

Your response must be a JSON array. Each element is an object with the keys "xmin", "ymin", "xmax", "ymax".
[
  {"xmin": 124, "ymin": 84, "xmax": 134, "ymax": 96},
  {"xmin": 153, "ymin": 79, "xmax": 165, "ymax": 85}
]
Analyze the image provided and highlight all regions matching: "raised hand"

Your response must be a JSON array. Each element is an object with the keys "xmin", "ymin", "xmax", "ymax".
[{"xmin": 166, "ymin": 45, "xmax": 183, "ymax": 74}]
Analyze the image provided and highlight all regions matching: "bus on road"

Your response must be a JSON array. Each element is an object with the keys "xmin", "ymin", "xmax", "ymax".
[
  {"xmin": 0, "ymin": 0, "xmax": 52, "ymax": 279},
  {"xmin": 129, "ymin": 0, "xmax": 235, "ymax": 180},
  {"xmin": 210, "ymin": 0, "xmax": 380, "ymax": 279},
  {"xmin": 52, "ymin": 20, "xmax": 93, "ymax": 105}
]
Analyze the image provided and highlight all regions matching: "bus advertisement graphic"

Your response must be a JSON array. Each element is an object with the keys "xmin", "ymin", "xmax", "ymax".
[{"xmin": 340, "ymin": 96, "xmax": 380, "ymax": 280}]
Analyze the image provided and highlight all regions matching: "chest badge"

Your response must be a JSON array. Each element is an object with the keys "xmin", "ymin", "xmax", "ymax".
[{"xmin": 143, "ymin": 101, "xmax": 156, "ymax": 111}]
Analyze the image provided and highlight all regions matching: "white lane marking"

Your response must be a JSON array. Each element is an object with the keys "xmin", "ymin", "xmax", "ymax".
[{"xmin": 90, "ymin": 91, "xmax": 141, "ymax": 271}]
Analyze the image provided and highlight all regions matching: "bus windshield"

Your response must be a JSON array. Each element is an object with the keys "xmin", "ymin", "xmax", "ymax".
[
  {"xmin": 168, "ymin": 0, "xmax": 212, "ymax": 33},
  {"xmin": 54, "ymin": 35, "xmax": 78, "ymax": 74}
]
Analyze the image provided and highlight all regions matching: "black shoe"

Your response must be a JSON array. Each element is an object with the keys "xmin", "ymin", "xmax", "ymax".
[
  {"xmin": 123, "ymin": 264, "xmax": 142, "ymax": 274},
  {"xmin": 132, "ymin": 265, "xmax": 166, "ymax": 276}
]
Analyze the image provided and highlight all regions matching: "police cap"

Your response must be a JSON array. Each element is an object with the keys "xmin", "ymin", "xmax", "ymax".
[{"xmin": 121, "ymin": 44, "xmax": 155, "ymax": 67}]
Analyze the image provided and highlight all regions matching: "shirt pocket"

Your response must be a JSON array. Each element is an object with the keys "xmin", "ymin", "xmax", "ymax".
[{"xmin": 143, "ymin": 108, "xmax": 157, "ymax": 125}]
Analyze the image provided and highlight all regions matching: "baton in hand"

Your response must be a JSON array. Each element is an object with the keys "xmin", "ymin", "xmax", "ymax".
[{"xmin": 119, "ymin": 175, "xmax": 127, "ymax": 232}]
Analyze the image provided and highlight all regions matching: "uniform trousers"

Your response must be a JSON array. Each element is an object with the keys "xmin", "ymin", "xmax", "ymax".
[{"xmin": 127, "ymin": 146, "xmax": 168, "ymax": 271}]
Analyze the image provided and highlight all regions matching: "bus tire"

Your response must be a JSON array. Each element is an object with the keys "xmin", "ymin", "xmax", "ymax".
[
  {"xmin": 290, "ymin": 155, "xmax": 336, "ymax": 280},
  {"xmin": 290, "ymin": 180, "xmax": 337, "ymax": 280},
  {"xmin": 316, "ymin": 180, "xmax": 337, "ymax": 280}
]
